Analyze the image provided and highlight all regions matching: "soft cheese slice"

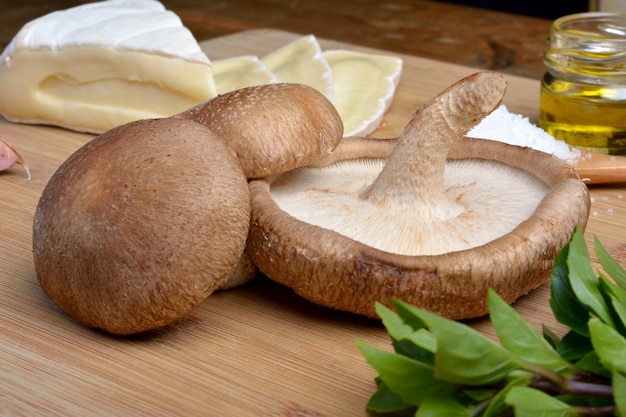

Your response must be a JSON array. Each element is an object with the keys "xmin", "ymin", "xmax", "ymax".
[
  {"xmin": 323, "ymin": 49, "xmax": 402, "ymax": 137},
  {"xmin": 212, "ymin": 55, "xmax": 277, "ymax": 94},
  {"xmin": 0, "ymin": 0, "xmax": 217, "ymax": 133},
  {"xmin": 262, "ymin": 35, "xmax": 334, "ymax": 99}
]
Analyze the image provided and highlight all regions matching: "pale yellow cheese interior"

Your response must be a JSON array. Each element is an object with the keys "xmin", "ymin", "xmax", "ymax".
[{"xmin": 0, "ymin": 46, "xmax": 216, "ymax": 133}]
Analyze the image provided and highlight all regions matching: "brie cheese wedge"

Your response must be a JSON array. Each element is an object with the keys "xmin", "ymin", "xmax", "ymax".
[
  {"xmin": 0, "ymin": 0, "xmax": 217, "ymax": 133},
  {"xmin": 262, "ymin": 35, "xmax": 334, "ymax": 100},
  {"xmin": 323, "ymin": 49, "xmax": 402, "ymax": 137},
  {"xmin": 212, "ymin": 55, "xmax": 278, "ymax": 94}
]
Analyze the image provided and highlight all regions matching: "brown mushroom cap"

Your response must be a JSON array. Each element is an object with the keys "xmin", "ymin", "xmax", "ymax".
[
  {"xmin": 176, "ymin": 83, "xmax": 344, "ymax": 290},
  {"xmin": 247, "ymin": 139, "xmax": 590, "ymax": 319},
  {"xmin": 175, "ymin": 83, "xmax": 344, "ymax": 179},
  {"xmin": 245, "ymin": 72, "xmax": 591, "ymax": 319},
  {"xmin": 33, "ymin": 118, "xmax": 251, "ymax": 335}
]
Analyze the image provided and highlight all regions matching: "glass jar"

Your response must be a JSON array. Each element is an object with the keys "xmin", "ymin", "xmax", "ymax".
[{"xmin": 539, "ymin": 12, "xmax": 626, "ymax": 155}]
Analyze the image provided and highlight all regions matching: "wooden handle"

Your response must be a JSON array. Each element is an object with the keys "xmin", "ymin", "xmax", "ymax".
[{"xmin": 574, "ymin": 152, "xmax": 626, "ymax": 185}]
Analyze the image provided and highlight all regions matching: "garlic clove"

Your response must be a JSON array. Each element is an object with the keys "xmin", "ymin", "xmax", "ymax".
[{"xmin": 0, "ymin": 137, "xmax": 30, "ymax": 180}]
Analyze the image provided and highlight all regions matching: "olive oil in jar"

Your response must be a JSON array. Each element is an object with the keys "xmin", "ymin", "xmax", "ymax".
[{"xmin": 538, "ymin": 12, "xmax": 626, "ymax": 155}]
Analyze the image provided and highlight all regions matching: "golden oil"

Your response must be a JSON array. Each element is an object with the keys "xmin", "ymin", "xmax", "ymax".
[{"xmin": 539, "ymin": 12, "xmax": 626, "ymax": 155}]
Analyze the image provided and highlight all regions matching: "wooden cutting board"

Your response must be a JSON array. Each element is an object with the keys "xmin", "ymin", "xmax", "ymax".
[{"xmin": 2, "ymin": 29, "xmax": 626, "ymax": 417}]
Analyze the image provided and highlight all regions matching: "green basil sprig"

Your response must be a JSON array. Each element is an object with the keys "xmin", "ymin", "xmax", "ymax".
[{"xmin": 357, "ymin": 226, "xmax": 626, "ymax": 416}]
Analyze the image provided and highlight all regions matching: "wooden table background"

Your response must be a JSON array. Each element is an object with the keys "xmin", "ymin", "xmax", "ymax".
[
  {"xmin": 1, "ymin": 3, "xmax": 624, "ymax": 417},
  {"xmin": 0, "ymin": 0, "xmax": 562, "ymax": 79},
  {"xmin": 2, "ymin": 29, "xmax": 626, "ymax": 416}
]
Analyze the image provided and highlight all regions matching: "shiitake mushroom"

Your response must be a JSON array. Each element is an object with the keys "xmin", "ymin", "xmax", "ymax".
[
  {"xmin": 175, "ymin": 83, "xmax": 344, "ymax": 179},
  {"xmin": 33, "ymin": 118, "xmax": 251, "ymax": 335},
  {"xmin": 33, "ymin": 83, "xmax": 344, "ymax": 334},
  {"xmin": 245, "ymin": 73, "xmax": 591, "ymax": 319}
]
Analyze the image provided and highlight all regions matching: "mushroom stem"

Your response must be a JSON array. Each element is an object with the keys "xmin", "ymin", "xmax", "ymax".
[{"xmin": 360, "ymin": 72, "xmax": 507, "ymax": 216}]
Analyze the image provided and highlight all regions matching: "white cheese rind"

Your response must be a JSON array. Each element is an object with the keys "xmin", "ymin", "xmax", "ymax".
[
  {"xmin": 323, "ymin": 49, "xmax": 403, "ymax": 137},
  {"xmin": 0, "ymin": 0, "xmax": 216, "ymax": 133},
  {"xmin": 262, "ymin": 35, "xmax": 334, "ymax": 99},
  {"xmin": 0, "ymin": 0, "xmax": 209, "ymax": 63},
  {"xmin": 212, "ymin": 55, "xmax": 278, "ymax": 94}
]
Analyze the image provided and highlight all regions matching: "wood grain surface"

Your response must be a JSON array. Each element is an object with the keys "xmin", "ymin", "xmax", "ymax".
[
  {"xmin": 2, "ymin": 29, "xmax": 625, "ymax": 417},
  {"xmin": 0, "ymin": 0, "xmax": 553, "ymax": 79}
]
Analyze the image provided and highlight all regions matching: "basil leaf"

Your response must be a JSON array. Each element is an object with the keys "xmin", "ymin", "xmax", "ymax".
[
  {"xmin": 365, "ymin": 380, "xmax": 413, "ymax": 413},
  {"xmin": 482, "ymin": 376, "xmax": 529, "ymax": 417},
  {"xmin": 377, "ymin": 301, "xmax": 415, "ymax": 341},
  {"xmin": 599, "ymin": 276, "xmax": 626, "ymax": 333},
  {"xmin": 395, "ymin": 328, "xmax": 437, "ymax": 365},
  {"xmin": 388, "ymin": 298, "xmax": 428, "ymax": 331},
  {"xmin": 575, "ymin": 350, "xmax": 611, "ymax": 377},
  {"xmin": 393, "ymin": 300, "xmax": 516, "ymax": 385},
  {"xmin": 505, "ymin": 386, "xmax": 574, "ymax": 416},
  {"xmin": 567, "ymin": 227, "xmax": 615, "ymax": 327},
  {"xmin": 613, "ymin": 371, "xmax": 626, "ymax": 417},
  {"xmin": 482, "ymin": 390, "xmax": 510, "ymax": 417},
  {"xmin": 488, "ymin": 289, "xmax": 574, "ymax": 374},
  {"xmin": 415, "ymin": 396, "xmax": 472, "ymax": 417},
  {"xmin": 542, "ymin": 324, "xmax": 561, "ymax": 350},
  {"xmin": 550, "ymin": 237, "xmax": 591, "ymax": 336},
  {"xmin": 462, "ymin": 388, "xmax": 494, "ymax": 402},
  {"xmin": 588, "ymin": 317, "xmax": 626, "ymax": 374},
  {"xmin": 376, "ymin": 302, "xmax": 436, "ymax": 363},
  {"xmin": 595, "ymin": 235, "xmax": 626, "ymax": 290},
  {"xmin": 556, "ymin": 330, "xmax": 593, "ymax": 362},
  {"xmin": 355, "ymin": 341, "xmax": 456, "ymax": 405}
]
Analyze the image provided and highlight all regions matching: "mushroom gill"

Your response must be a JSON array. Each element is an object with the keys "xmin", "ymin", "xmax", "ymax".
[
  {"xmin": 270, "ymin": 158, "xmax": 550, "ymax": 256},
  {"xmin": 246, "ymin": 72, "xmax": 591, "ymax": 320}
]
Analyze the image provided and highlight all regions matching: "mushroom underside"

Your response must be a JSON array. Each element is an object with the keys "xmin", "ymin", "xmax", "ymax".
[
  {"xmin": 271, "ymin": 158, "xmax": 549, "ymax": 256},
  {"xmin": 246, "ymin": 138, "xmax": 591, "ymax": 319}
]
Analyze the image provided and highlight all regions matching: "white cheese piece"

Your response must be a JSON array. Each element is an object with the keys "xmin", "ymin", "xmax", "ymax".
[
  {"xmin": 262, "ymin": 35, "xmax": 334, "ymax": 100},
  {"xmin": 323, "ymin": 49, "xmax": 402, "ymax": 137},
  {"xmin": 212, "ymin": 55, "xmax": 278, "ymax": 94},
  {"xmin": 0, "ymin": 0, "xmax": 217, "ymax": 133}
]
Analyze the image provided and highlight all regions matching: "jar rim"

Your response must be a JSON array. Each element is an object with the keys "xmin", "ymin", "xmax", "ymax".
[{"xmin": 552, "ymin": 12, "xmax": 626, "ymax": 46}]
